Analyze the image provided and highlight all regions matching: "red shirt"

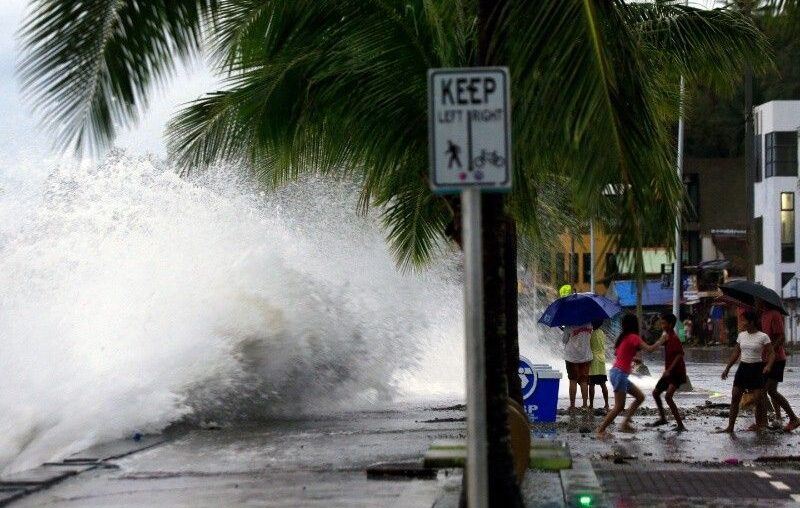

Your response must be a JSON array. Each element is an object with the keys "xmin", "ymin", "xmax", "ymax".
[
  {"xmin": 761, "ymin": 309, "xmax": 786, "ymax": 361},
  {"xmin": 614, "ymin": 333, "xmax": 641, "ymax": 374},
  {"xmin": 663, "ymin": 330, "xmax": 686, "ymax": 377}
]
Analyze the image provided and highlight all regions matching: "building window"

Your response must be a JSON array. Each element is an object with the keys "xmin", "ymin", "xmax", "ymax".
[
  {"xmin": 755, "ymin": 216, "xmax": 763, "ymax": 266},
  {"xmin": 541, "ymin": 252, "xmax": 552, "ymax": 284},
  {"xmin": 570, "ymin": 253, "xmax": 579, "ymax": 284},
  {"xmin": 582, "ymin": 253, "xmax": 591, "ymax": 284},
  {"xmin": 684, "ymin": 174, "xmax": 699, "ymax": 223},
  {"xmin": 685, "ymin": 232, "xmax": 701, "ymax": 266},
  {"xmin": 754, "ymin": 134, "xmax": 762, "ymax": 183},
  {"xmin": 782, "ymin": 272, "xmax": 795, "ymax": 288},
  {"xmin": 766, "ymin": 132, "xmax": 798, "ymax": 177},
  {"xmin": 605, "ymin": 253, "xmax": 617, "ymax": 277},
  {"xmin": 555, "ymin": 253, "xmax": 565, "ymax": 285},
  {"xmin": 782, "ymin": 192, "xmax": 795, "ymax": 263}
]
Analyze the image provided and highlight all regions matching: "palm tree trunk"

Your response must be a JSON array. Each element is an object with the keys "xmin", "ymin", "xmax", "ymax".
[
  {"xmin": 481, "ymin": 194, "xmax": 524, "ymax": 507},
  {"xmin": 459, "ymin": 1, "xmax": 524, "ymax": 507},
  {"xmin": 504, "ymin": 217, "xmax": 523, "ymax": 406}
]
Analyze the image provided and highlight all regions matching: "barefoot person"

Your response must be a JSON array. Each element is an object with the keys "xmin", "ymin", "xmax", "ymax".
[
  {"xmin": 562, "ymin": 324, "xmax": 593, "ymax": 411},
  {"xmin": 648, "ymin": 312, "xmax": 687, "ymax": 431},
  {"xmin": 718, "ymin": 309, "xmax": 775, "ymax": 433},
  {"xmin": 756, "ymin": 298, "xmax": 800, "ymax": 432},
  {"xmin": 596, "ymin": 314, "xmax": 664, "ymax": 438},
  {"xmin": 588, "ymin": 320, "xmax": 610, "ymax": 411}
]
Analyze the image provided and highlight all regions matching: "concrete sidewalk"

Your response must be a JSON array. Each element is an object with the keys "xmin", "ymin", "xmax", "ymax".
[{"xmin": 7, "ymin": 402, "xmax": 800, "ymax": 507}]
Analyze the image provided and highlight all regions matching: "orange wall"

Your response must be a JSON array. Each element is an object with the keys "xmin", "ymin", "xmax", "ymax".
[{"xmin": 538, "ymin": 226, "xmax": 613, "ymax": 295}]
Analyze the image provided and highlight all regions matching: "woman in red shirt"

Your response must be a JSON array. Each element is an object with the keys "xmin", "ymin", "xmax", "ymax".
[{"xmin": 596, "ymin": 313, "xmax": 665, "ymax": 439}]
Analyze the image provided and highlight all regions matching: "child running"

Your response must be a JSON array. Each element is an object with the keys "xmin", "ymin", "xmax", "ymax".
[
  {"xmin": 647, "ymin": 312, "xmax": 687, "ymax": 431},
  {"xmin": 588, "ymin": 320, "xmax": 610, "ymax": 412},
  {"xmin": 596, "ymin": 314, "xmax": 664, "ymax": 438},
  {"xmin": 717, "ymin": 309, "xmax": 775, "ymax": 433}
]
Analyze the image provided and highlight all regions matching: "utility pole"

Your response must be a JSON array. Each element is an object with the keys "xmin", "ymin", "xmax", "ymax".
[
  {"xmin": 673, "ymin": 74, "xmax": 685, "ymax": 318},
  {"xmin": 590, "ymin": 220, "xmax": 596, "ymax": 294},
  {"xmin": 741, "ymin": 0, "xmax": 756, "ymax": 281}
]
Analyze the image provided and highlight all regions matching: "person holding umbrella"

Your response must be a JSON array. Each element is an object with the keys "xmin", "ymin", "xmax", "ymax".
[
  {"xmin": 756, "ymin": 298, "xmax": 800, "ymax": 431},
  {"xmin": 538, "ymin": 293, "xmax": 622, "ymax": 413},
  {"xmin": 562, "ymin": 324, "xmax": 593, "ymax": 411},
  {"xmin": 720, "ymin": 280, "xmax": 798, "ymax": 431}
]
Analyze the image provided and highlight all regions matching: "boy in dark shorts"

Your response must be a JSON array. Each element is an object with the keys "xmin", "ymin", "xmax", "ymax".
[{"xmin": 648, "ymin": 312, "xmax": 687, "ymax": 431}]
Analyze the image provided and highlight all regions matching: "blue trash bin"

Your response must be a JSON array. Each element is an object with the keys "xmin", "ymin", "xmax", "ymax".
[
  {"xmin": 527, "ymin": 369, "xmax": 562, "ymax": 422},
  {"xmin": 519, "ymin": 356, "xmax": 562, "ymax": 423}
]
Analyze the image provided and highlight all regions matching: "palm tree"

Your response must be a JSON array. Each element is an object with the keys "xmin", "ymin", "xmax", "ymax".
[{"xmin": 18, "ymin": 1, "xmax": 767, "ymax": 505}]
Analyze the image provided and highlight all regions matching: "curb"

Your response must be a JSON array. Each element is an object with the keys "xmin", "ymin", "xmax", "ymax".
[
  {"xmin": 560, "ymin": 458, "xmax": 608, "ymax": 508},
  {"xmin": 0, "ymin": 435, "xmax": 165, "ymax": 507}
]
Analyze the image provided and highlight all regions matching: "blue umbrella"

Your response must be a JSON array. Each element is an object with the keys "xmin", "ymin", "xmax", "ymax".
[{"xmin": 538, "ymin": 292, "xmax": 622, "ymax": 327}]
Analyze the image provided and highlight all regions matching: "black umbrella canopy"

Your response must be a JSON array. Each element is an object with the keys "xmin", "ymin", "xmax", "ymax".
[{"xmin": 720, "ymin": 280, "xmax": 788, "ymax": 315}]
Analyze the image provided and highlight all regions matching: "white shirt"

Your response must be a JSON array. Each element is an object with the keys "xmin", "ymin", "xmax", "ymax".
[
  {"xmin": 562, "ymin": 326, "xmax": 593, "ymax": 363},
  {"xmin": 737, "ymin": 331, "xmax": 771, "ymax": 363}
]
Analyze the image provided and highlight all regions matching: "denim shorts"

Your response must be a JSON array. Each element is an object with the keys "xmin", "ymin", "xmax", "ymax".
[{"xmin": 609, "ymin": 367, "xmax": 630, "ymax": 394}]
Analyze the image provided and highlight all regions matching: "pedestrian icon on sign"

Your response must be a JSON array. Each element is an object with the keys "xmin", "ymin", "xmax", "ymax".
[{"xmin": 445, "ymin": 140, "xmax": 462, "ymax": 169}]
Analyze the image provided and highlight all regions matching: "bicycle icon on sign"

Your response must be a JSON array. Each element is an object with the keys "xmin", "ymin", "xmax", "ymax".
[{"xmin": 472, "ymin": 149, "xmax": 506, "ymax": 169}]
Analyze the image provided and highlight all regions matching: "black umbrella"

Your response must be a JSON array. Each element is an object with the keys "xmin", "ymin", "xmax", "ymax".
[{"xmin": 719, "ymin": 280, "xmax": 788, "ymax": 315}]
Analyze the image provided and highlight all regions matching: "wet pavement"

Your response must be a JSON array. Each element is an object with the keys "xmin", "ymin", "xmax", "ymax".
[
  {"xmin": 9, "ymin": 349, "xmax": 800, "ymax": 507},
  {"xmin": 595, "ymin": 465, "xmax": 800, "ymax": 507},
  {"xmin": 7, "ymin": 408, "xmax": 465, "ymax": 507},
  {"xmin": 553, "ymin": 349, "xmax": 800, "ymax": 507}
]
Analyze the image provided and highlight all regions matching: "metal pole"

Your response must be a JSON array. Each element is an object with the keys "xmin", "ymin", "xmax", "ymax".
[
  {"xmin": 794, "ymin": 277, "xmax": 798, "ymax": 345},
  {"xmin": 590, "ymin": 219, "xmax": 596, "ymax": 294},
  {"xmin": 673, "ymin": 74, "xmax": 685, "ymax": 317},
  {"xmin": 462, "ymin": 187, "xmax": 488, "ymax": 508}
]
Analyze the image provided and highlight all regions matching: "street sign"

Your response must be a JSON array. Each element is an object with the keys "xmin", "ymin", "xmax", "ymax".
[
  {"xmin": 428, "ymin": 67, "xmax": 511, "ymax": 193},
  {"xmin": 427, "ymin": 66, "xmax": 513, "ymax": 508}
]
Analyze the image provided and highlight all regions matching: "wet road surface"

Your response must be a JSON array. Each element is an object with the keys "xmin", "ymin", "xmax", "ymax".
[{"xmin": 11, "ymin": 348, "xmax": 800, "ymax": 507}]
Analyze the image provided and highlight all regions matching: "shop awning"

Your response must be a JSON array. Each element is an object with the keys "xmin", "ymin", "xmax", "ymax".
[{"xmin": 608, "ymin": 280, "xmax": 674, "ymax": 308}]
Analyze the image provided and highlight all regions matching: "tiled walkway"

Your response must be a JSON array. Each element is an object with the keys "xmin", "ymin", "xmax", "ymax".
[{"xmin": 596, "ymin": 466, "xmax": 800, "ymax": 507}]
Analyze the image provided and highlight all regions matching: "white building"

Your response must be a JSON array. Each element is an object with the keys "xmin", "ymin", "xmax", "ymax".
[{"xmin": 753, "ymin": 100, "xmax": 800, "ymax": 340}]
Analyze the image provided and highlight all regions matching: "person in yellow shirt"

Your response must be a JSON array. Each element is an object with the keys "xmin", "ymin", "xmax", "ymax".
[{"xmin": 588, "ymin": 320, "xmax": 610, "ymax": 411}]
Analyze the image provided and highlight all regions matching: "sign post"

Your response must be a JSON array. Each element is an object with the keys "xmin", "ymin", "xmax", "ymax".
[{"xmin": 428, "ymin": 67, "xmax": 511, "ymax": 508}]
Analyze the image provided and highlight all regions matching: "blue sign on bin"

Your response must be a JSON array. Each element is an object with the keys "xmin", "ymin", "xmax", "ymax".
[{"xmin": 519, "ymin": 356, "xmax": 561, "ymax": 423}]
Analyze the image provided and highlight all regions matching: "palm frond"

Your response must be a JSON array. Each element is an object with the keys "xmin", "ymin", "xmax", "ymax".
[
  {"xmin": 378, "ymin": 180, "xmax": 452, "ymax": 270},
  {"xmin": 506, "ymin": 0, "xmax": 683, "ymax": 284},
  {"xmin": 18, "ymin": 0, "xmax": 216, "ymax": 154},
  {"xmin": 168, "ymin": 0, "xmax": 473, "ymax": 266},
  {"xmin": 624, "ymin": 2, "xmax": 771, "ymax": 94}
]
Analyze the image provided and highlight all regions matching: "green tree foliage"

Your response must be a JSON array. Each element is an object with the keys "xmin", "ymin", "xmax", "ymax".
[
  {"xmin": 18, "ymin": 0, "xmax": 765, "ymax": 272},
  {"xmin": 687, "ymin": 0, "xmax": 799, "ymax": 158}
]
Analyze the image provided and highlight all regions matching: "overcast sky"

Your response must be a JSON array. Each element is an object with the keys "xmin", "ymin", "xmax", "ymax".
[{"xmin": 0, "ymin": 0, "xmax": 215, "ymax": 161}]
